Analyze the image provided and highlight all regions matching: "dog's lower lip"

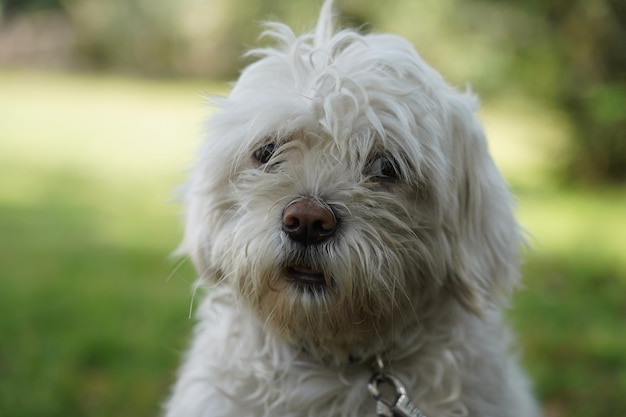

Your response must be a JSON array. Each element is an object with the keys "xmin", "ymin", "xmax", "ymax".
[
  {"xmin": 285, "ymin": 265, "xmax": 326, "ymax": 286},
  {"xmin": 291, "ymin": 265, "xmax": 320, "ymax": 274}
]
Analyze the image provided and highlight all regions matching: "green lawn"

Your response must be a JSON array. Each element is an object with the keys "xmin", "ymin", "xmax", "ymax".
[{"xmin": 1, "ymin": 71, "xmax": 625, "ymax": 417}]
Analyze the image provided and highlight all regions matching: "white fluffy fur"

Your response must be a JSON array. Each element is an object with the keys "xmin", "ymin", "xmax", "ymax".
[{"xmin": 164, "ymin": 1, "xmax": 540, "ymax": 416}]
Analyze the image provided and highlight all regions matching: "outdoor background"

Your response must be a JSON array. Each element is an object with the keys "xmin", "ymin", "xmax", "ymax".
[{"xmin": 1, "ymin": 0, "xmax": 624, "ymax": 416}]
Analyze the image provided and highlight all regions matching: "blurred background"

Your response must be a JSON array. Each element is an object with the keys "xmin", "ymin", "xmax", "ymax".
[{"xmin": 0, "ymin": 0, "xmax": 624, "ymax": 416}]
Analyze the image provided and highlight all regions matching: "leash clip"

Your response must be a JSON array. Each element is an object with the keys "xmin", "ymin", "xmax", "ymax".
[{"xmin": 368, "ymin": 356, "xmax": 427, "ymax": 417}]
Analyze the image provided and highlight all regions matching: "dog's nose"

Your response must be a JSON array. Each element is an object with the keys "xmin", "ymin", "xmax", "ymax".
[{"xmin": 282, "ymin": 198, "xmax": 337, "ymax": 244}]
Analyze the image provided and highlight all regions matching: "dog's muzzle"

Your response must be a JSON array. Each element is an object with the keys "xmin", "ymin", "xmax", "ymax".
[{"xmin": 282, "ymin": 198, "xmax": 337, "ymax": 288}]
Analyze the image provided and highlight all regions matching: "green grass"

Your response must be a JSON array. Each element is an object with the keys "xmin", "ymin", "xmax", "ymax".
[
  {"xmin": 0, "ymin": 71, "xmax": 209, "ymax": 417},
  {"xmin": 1, "ymin": 70, "xmax": 625, "ymax": 417}
]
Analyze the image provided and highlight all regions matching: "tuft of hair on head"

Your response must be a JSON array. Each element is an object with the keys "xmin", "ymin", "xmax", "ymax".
[{"xmin": 314, "ymin": 0, "xmax": 336, "ymax": 48}]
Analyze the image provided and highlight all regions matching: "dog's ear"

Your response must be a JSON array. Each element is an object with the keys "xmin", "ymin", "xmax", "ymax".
[
  {"xmin": 176, "ymin": 189, "xmax": 209, "ymax": 276},
  {"xmin": 175, "ymin": 174, "xmax": 224, "ymax": 285},
  {"xmin": 444, "ymin": 92, "xmax": 524, "ymax": 314},
  {"xmin": 174, "ymin": 189, "xmax": 211, "ymax": 283}
]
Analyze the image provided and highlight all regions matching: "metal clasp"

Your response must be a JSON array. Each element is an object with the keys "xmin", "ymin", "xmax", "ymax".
[{"xmin": 368, "ymin": 357, "xmax": 427, "ymax": 417}]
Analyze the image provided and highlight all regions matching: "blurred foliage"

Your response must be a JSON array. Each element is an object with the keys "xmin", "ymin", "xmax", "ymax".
[
  {"xmin": 502, "ymin": 0, "xmax": 625, "ymax": 183},
  {"xmin": 0, "ymin": 0, "xmax": 63, "ymax": 16}
]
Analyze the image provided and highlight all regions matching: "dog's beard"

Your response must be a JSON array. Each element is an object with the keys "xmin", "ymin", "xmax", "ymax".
[{"xmin": 208, "ymin": 193, "xmax": 445, "ymax": 364}]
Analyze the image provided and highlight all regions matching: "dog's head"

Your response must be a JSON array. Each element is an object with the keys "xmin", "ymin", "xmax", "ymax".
[{"xmin": 179, "ymin": 0, "xmax": 522, "ymax": 363}]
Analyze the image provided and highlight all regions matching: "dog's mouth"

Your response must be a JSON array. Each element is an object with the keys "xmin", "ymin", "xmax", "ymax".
[{"xmin": 284, "ymin": 264, "xmax": 328, "ymax": 289}]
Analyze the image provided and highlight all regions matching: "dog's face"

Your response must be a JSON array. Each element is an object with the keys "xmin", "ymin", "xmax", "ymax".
[{"xmin": 180, "ymin": 6, "xmax": 522, "ymax": 363}]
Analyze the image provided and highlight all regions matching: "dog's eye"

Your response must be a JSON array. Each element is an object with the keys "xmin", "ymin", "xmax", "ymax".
[
  {"xmin": 253, "ymin": 143, "xmax": 276, "ymax": 164},
  {"xmin": 369, "ymin": 155, "xmax": 399, "ymax": 180}
]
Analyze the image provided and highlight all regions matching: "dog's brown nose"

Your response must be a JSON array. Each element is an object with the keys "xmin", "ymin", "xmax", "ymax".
[{"xmin": 282, "ymin": 198, "xmax": 337, "ymax": 244}]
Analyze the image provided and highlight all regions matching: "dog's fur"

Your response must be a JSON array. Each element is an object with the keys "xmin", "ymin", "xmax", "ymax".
[{"xmin": 164, "ymin": 1, "xmax": 540, "ymax": 416}]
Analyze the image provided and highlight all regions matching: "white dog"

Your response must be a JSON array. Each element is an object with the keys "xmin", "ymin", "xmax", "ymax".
[{"xmin": 164, "ymin": 1, "xmax": 540, "ymax": 416}]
